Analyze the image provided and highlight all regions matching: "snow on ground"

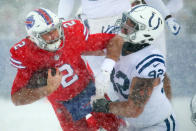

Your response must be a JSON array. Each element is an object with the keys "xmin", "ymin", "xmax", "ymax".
[
  {"xmin": 0, "ymin": 98, "xmax": 61, "ymax": 131},
  {"xmin": 0, "ymin": 97, "xmax": 195, "ymax": 131}
]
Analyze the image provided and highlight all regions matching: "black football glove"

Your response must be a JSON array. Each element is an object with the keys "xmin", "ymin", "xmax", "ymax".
[{"xmin": 92, "ymin": 98, "xmax": 111, "ymax": 113}]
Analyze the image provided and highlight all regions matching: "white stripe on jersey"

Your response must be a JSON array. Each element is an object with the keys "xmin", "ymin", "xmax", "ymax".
[
  {"xmin": 10, "ymin": 62, "xmax": 26, "ymax": 69},
  {"xmin": 10, "ymin": 57, "xmax": 26, "ymax": 69},
  {"xmin": 10, "ymin": 57, "xmax": 22, "ymax": 64}
]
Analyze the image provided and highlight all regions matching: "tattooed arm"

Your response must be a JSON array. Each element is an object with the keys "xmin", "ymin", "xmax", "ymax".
[
  {"xmin": 163, "ymin": 73, "xmax": 172, "ymax": 100},
  {"xmin": 109, "ymin": 77, "xmax": 160, "ymax": 118}
]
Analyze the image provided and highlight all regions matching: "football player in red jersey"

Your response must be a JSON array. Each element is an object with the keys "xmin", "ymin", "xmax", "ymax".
[{"xmin": 10, "ymin": 8, "xmax": 123, "ymax": 131}]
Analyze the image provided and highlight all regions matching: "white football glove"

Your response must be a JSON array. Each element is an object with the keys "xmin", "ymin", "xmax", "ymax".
[
  {"xmin": 91, "ymin": 70, "xmax": 111, "ymax": 104},
  {"xmin": 166, "ymin": 17, "xmax": 181, "ymax": 35}
]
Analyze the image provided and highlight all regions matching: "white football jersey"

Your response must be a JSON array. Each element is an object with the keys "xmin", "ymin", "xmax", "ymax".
[
  {"xmin": 81, "ymin": 0, "xmax": 131, "ymax": 19},
  {"xmin": 111, "ymin": 44, "xmax": 173, "ymax": 127}
]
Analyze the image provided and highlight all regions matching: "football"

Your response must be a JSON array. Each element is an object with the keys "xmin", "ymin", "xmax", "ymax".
[{"xmin": 26, "ymin": 68, "xmax": 56, "ymax": 88}]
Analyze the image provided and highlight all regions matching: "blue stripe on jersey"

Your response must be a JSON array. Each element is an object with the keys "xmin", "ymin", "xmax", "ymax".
[
  {"xmin": 136, "ymin": 54, "xmax": 164, "ymax": 70},
  {"xmin": 138, "ymin": 58, "xmax": 165, "ymax": 74},
  {"xmin": 130, "ymin": 4, "xmax": 148, "ymax": 13},
  {"xmin": 164, "ymin": 118, "xmax": 170, "ymax": 131},
  {"xmin": 170, "ymin": 115, "xmax": 176, "ymax": 131},
  {"xmin": 161, "ymin": 88, "xmax": 164, "ymax": 94}
]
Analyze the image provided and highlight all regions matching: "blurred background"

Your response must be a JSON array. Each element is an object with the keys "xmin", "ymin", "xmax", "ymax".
[{"xmin": 0, "ymin": 0, "xmax": 196, "ymax": 131}]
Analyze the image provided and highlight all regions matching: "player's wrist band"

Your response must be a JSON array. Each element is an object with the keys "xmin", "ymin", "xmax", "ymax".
[
  {"xmin": 101, "ymin": 58, "xmax": 116, "ymax": 73},
  {"xmin": 165, "ymin": 15, "xmax": 172, "ymax": 21}
]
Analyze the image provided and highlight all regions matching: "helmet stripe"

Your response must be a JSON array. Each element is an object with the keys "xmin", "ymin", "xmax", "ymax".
[
  {"xmin": 130, "ymin": 4, "xmax": 148, "ymax": 13},
  {"xmin": 34, "ymin": 9, "xmax": 53, "ymax": 25}
]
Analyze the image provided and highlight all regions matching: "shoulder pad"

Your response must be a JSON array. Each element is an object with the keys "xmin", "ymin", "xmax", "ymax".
[
  {"xmin": 135, "ymin": 54, "xmax": 166, "ymax": 78},
  {"xmin": 62, "ymin": 19, "xmax": 89, "ymax": 41},
  {"xmin": 10, "ymin": 38, "xmax": 29, "ymax": 69}
]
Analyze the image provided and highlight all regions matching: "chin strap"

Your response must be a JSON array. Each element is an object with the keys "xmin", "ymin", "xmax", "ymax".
[{"xmin": 122, "ymin": 42, "xmax": 149, "ymax": 56}]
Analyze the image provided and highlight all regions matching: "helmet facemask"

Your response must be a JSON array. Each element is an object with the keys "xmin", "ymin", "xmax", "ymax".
[
  {"xmin": 118, "ymin": 12, "xmax": 146, "ymax": 44},
  {"xmin": 31, "ymin": 22, "xmax": 64, "ymax": 51}
]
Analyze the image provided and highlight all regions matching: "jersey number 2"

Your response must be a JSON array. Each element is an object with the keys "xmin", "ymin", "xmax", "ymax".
[{"xmin": 59, "ymin": 64, "xmax": 78, "ymax": 88}]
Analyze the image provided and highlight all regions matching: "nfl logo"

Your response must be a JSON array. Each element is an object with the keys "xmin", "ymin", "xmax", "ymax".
[
  {"xmin": 25, "ymin": 15, "xmax": 35, "ymax": 29},
  {"xmin": 54, "ymin": 55, "xmax": 60, "ymax": 60}
]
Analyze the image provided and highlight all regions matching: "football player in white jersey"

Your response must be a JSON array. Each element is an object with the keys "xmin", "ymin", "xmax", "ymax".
[
  {"xmin": 57, "ymin": 0, "xmax": 181, "ymax": 36},
  {"xmin": 92, "ymin": 5, "xmax": 177, "ymax": 131},
  {"xmin": 58, "ymin": 0, "xmax": 131, "ymax": 34},
  {"xmin": 143, "ymin": 0, "xmax": 181, "ymax": 58}
]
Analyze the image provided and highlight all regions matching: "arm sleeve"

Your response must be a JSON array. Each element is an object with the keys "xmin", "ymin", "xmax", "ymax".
[
  {"xmin": 81, "ymin": 33, "xmax": 115, "ymax": 53},
  {"xmin": 63, "ymin": 20, "xmax": 115, "ymax": 54},
  {"xmin": 166, "ymin": 0, "xmax": 183, "ymax": 14},
  {"xmin": 145, "ymin": 0, "xmax": 171, "ymax": 18},
  {"xmin": 58, "ymin": 0, "xmax": 76, "ymax": 19},
  {"xmin": 10, "ymin": 45, "xmax": 32, "ymax": 95},
  {"xmin": 11, "ymin": 69, "xmax": 32, "ymax": 95}
]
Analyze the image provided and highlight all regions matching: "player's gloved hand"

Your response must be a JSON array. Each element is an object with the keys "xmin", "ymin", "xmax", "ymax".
[
  {"xmin": 92, "ymin": 98, "xmax": 111, "ymax": 113},
  {"xmin": 166, "ymin": 17, "xmax": 181, "ymax": 35}
]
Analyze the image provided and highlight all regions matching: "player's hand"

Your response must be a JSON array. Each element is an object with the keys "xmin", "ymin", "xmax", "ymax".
[
  {"xmin": 92, "ymin": 98, "xmax": 111, "ymax": 113},
  {"xmin": 106, "ymin": 35, "xmax": 124, "ymax": 61},
  {"xmin": 166, "ymin": 17, "xmax": 181, "ymax": 35},
  {"xmin": 46, "ymin": 68, "xmax": 62, "ymax": 94}
]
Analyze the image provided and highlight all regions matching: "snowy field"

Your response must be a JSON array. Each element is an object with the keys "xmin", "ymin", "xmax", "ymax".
[
  {"xmin": 0, "ymin": 97, "xmax": 196, "ymax": 131},
  {"xmin": 0, "ymin": 0, "xmax": 196, "ymax": 131}
]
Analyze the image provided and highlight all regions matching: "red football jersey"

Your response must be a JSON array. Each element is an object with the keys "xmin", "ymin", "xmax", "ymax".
[
  {"xmin": 10, "ymin": 20, "xmax": 122, "ymax": 131},
  {"xmin": 10, "ymin": 19, "xmax": 114, "ymax": 101}
]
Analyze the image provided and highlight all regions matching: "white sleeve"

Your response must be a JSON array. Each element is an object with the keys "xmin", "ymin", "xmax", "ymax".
[
  {"xmin": 145, "ymin": 0, "xmax": 171, "ymax": 19},
  {"xmin": 101, "ymin": 58, "xmax": 116, "ymax": 73},
  {"xmin": 58, "ymin": 0, "xmax": 76, "ymax": 19},
  {"xmin": 166, "ymin": 0, "xmax": 183, "ymax": 14}
]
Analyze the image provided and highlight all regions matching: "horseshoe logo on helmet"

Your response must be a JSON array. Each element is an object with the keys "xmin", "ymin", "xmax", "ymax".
[{"xmin": 149, "ymin": 13, "xmax": 162, "ymax": 30}]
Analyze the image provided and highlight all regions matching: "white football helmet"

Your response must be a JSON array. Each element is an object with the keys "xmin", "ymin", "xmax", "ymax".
[
  {"xmin": 25, "ymin": 8, "xmax": 64, "ymax": 51},
  {"xmin": 117, "ymin": 5, "xmax": 164, "ymax": 46}
]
